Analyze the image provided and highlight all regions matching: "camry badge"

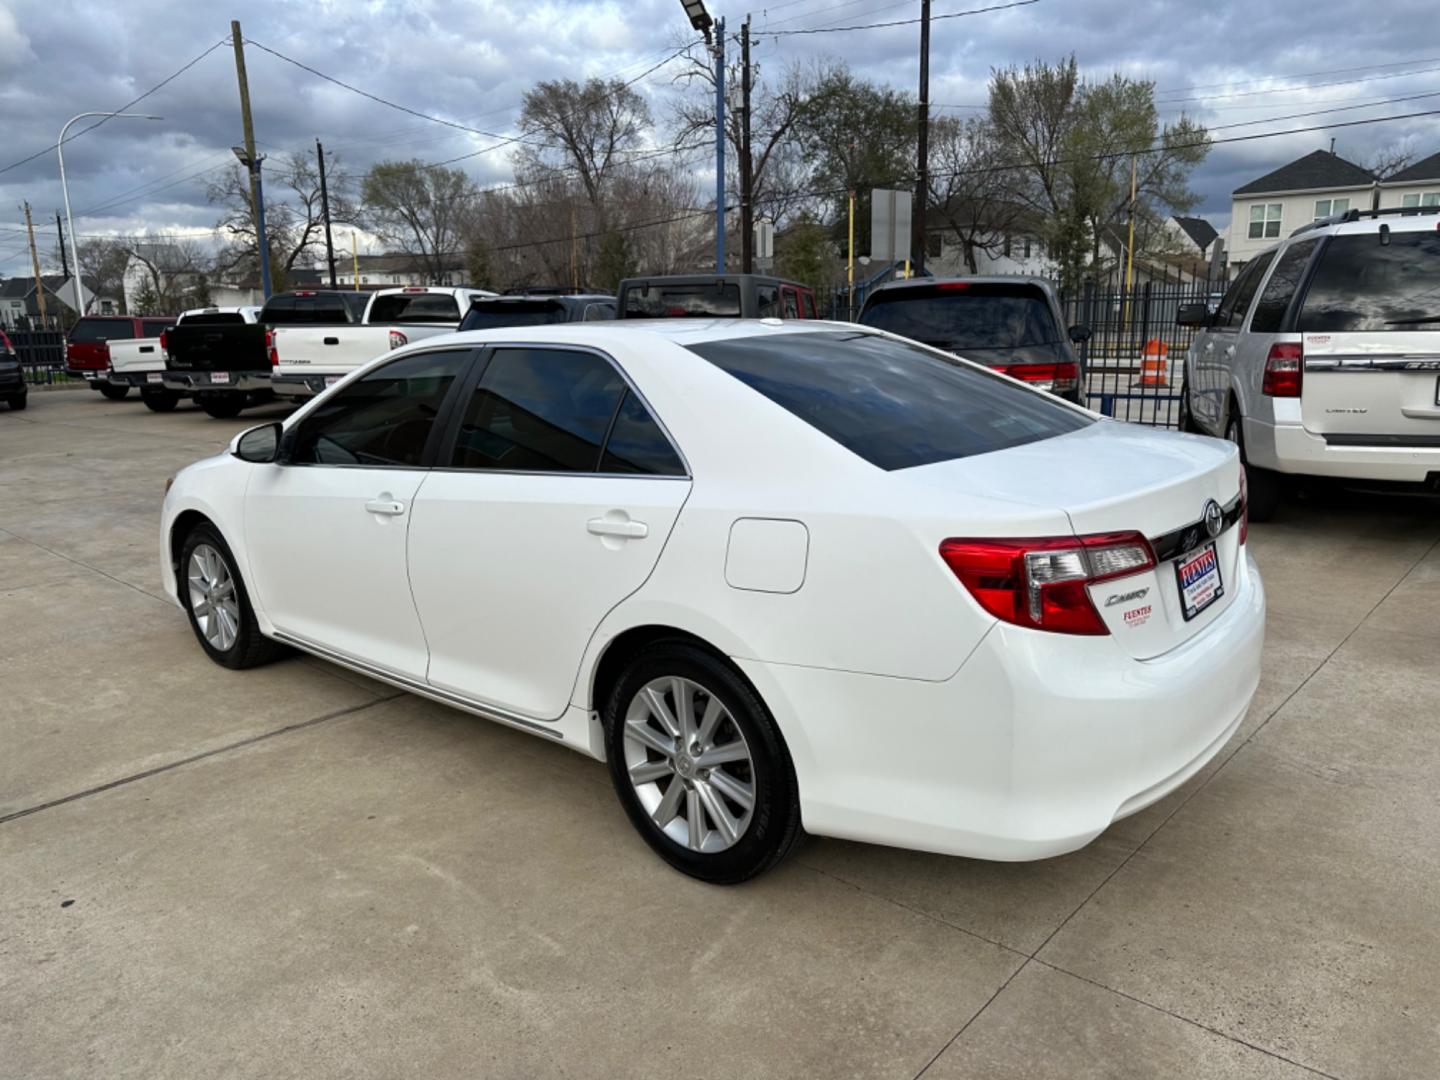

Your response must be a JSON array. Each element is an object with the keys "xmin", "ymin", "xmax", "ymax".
[{"xmin": 1203, "ymin": 499, "xmax": 1223, "ymax": 540}]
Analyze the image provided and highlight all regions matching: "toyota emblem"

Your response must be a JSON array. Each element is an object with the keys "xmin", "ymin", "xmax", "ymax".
[{"xmin": 1203, "ymin": 499, "xmax": 1223, "ymax": 539}]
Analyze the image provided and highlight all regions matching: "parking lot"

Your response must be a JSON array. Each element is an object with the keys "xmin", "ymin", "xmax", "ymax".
[{"xmin": 2, "ymin": 386, "xmax": 1438, "ymax": 1079}]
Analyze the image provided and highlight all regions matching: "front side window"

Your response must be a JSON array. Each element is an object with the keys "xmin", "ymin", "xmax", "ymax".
[
  {"xmin": 450, "ymin": 348, "xmax": 625, "ymax": 472},
  {"xmin": 1249, "ymin": 240, "xmax": 1319, "ymax": 333},
  {"xmin": 1298, "ymin": 231, "xmax": 1440, "ymax": 332},
  {"xmin": 1401, "ymin": 192, "xmax": 1440, "ymax": 208},
  {"xmin": 782, "ymin": 289, "xmax": 800, "ymax": 319},
  {"xmin": 688, "ymin": 330, "xmax": 1092, "ymax": 471},
  {"xmin": 1215, "ymin": 251, "xmax": 1274, "ymax": 330},
  {"xmin": 1248, "ymin": 203, "xmax": 1282, "ymax": 239},
  {"xmin": 289, "ymin": 349, "xmax": 468, "ymax": 467}
]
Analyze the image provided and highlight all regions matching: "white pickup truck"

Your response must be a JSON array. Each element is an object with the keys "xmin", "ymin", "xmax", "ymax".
[
  {"xmin": 106, "ymin": 317, "xmax": 179, "ymax": 411},
  {"xmin": 270, "ymin": 286, "xmax": 495, "ymax": 398}
]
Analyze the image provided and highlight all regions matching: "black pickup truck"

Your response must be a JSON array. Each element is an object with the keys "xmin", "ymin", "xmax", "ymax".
[{"xmin": 163, "ymin": 290, "xmax": 369, "ymax": 418}]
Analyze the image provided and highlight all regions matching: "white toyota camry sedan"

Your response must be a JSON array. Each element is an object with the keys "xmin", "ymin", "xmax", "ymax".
[{"xmin": 161, "ymin": 319, "xmax": 1265, "ymax": 883}]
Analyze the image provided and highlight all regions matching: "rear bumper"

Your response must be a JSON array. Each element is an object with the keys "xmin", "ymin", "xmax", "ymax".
[
  {"xmin": 163, "ymin": 371, "xmax": 273, "ymax": 394},
  {"xmin": 1246, "ymin": 417, "xmax": 1440, "ymax": 481},
  {"xmin": 67, "ymin": 367, "xmax": 108, "ymax": 382},
  {"xmin": 271, "ymin": 373, "xmax": 332, "ymax": 398},
  {"xmin": 737, "ymin": 553, "xmax": 1265, "ymax": 862},
  {"xmin": 107, "ymin": 369, "xmax": 169, "ymax": 389}
]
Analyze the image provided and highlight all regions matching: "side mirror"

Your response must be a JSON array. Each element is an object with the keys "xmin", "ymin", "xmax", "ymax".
[
  {"xmin": 232, "ymin": 422, "xmax": 282, "ymax": 464},
  {"xmin": 1067, "ymin": 324, "xmax": 1092, "ymax": 344},
  {"xmin": 1176, "ymin": 302, "xmax": 1210, "ymax": 328}
]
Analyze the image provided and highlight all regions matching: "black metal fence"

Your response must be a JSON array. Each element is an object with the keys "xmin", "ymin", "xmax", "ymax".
[{"xmin": 1, "ymin": 313, "xmax": 70, "ymax": 384}]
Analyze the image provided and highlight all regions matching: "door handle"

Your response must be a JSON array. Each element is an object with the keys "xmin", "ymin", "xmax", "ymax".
[
  {"xmin": 1224, "ymin": 346, "xmax": 1236, "ymax": 358},
  {"xmin": 587, "ymin": 517, "xmax": 648, "ymax": 539},
  {"xmin": 323, "ymin": 336, "xmax": 340, "ymax": 345},
  {"xmin": 365, "ymin": 498, "xmax": 406, "ymax": 516}
]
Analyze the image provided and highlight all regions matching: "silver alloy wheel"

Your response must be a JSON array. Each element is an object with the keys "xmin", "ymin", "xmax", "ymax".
[
  {"xmin": 1226, "ymin": 416, "xmax": 1242, "ymax": 448},
  {"xmin": 187, "ymin": 543, "xmax": 240, "ymax": 652},
  {"xmin": 622, "ymin": 676, "xmax": 756, "ymax": 853}
]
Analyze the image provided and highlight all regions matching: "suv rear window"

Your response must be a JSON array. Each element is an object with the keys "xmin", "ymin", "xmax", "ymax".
[
  {"xmin": 624, "ymin": 283, "xmax": 741, "ymax": 318},
  {"xmin": 688, "ymin": 330, "xmax": 1091, "ymax": 471},
  {"xmin": 69, "ymin": 317, "xmax": 135, "ymax": 344},
  {"xmin": 859, "ymin": 283, "xmax": 1062, "ymax": 350},
  {"xmin": 459, "ymin": 301, "xmax": 567, "ymax": 331},
  {"xmin": 367, "ymin": 293, "xmax": 461, "ymax": 324},
  {"xmin": 1298, "ymin": 231, "xmax": 1440, "ymax": 332}
]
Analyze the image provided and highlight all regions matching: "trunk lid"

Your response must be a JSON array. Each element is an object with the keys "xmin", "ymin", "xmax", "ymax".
[{"xmin": 908, "ymin": 420, "xmax": 1243, "ymax": 659}]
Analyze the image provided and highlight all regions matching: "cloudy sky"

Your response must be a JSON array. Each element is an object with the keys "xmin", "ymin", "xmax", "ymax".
[{"xmin": 2, "ymin": 0, "xmax": 1438, "ymax": 277}]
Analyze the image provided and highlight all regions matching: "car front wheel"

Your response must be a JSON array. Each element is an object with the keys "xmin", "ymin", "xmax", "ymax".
[
  {"xmin": 141, "ymin": 388, "xmax": 180, "ymax": 412},
  {"xmin": 200, "ymin": 395, "xmax": 246, "ymax": 419},
  {"xmin": 179, "ymin": 523, "xmax": 283, "ymax": 669},
  {"xmin": 6, "ymin": 392, "xmax": 25, "ymax": 411},
  {"xmin": 603, "ymin": 642, "xmax": 802, "ymax": 884}
]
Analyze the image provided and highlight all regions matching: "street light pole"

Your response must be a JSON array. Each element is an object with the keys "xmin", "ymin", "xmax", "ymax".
[
  {"xmin": 713, "ymin": 16, "xmax": 726, "ymax": 273},
  {"xmin": 57, "ymin": 111, "xmax": 162, "ymax": 314},
  {"xmin": 233, "ymin": 147, "xmax": 273, "ymax": 299}
]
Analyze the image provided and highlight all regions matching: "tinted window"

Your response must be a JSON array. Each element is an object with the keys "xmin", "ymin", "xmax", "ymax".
[
  {"xmin": 756, "ymin": 285, "xmax": 781, "ymax": 318},
  {"xmin": 689, "ymin": 331, "xmax": 1092, "ymax": 471},
  {"xmin": 782, "ymin": 289, "xmax": 800, "ymax": 319},
  {"xmin": 262, "ymin": 292, "xmax": 364, "ymax": 325},
  {"xmin": 290, "ymin": 350, "xmax": 467, "ymax": 467},
  {"xmin": 601, "ymin": 391, "xmax": 685, "ymax": 476},
  {"xmin": 1215, "ymin": 252, "xmax": 1273, "ymax": 329},
  {"xmin": 69, "ymin": 318, "xmax": 134, "ymax": 344},
  {"xmin": 459, "ymin": 301, "xmax": 566, "ymax": 331},
  {"xmin": 860, "ymin": 284, "xmax": 1062, "ymax": 349},
  {"xmin": 450, "ymin": 348, "xmax": 625, "ymax": 472},
  {"xmin": 624, "ymin": 283, "xmax": 741, "ymax": 318},
  {"xmin": 1249, "ymin": 240, "xmax": 1319, "ymax": 333},
  {"xmin": 142, "ymin": 319, "xmax": 175, "ymax": 337},
  {"xmin": 583, "ymin": 302, "xmax": 616, "ymax": 322},
  {"xmin": 802, "ymin": 293, "xmax": 817, "ymax": 319},
  {"xmin": 180, "ymin": 312, "xmax": 247, "ymax": 326},
  {"xmin": 1298, "ymin": 232, "xmax": 1440, "ymax": 332},
  {"xmin": 368, "ymin": 293, "xmax": 461, "ymax": 324}
]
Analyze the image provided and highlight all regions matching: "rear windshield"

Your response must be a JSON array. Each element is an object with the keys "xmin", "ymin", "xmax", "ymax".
[
  {"xmin": 687, "ymin": 330, "xmax": 1092, "ymax": 471},
  {"xmin": 859, "ymin": 284, "xmax": 1062, "ymax": 350},
  {"xmin": 261, "ymin": 292, "xmax": 367, "ymax": 325},
  {"xmin": 367, "ymin": 292, "xmax": 462, "ymax": 324},
  {"xmin": 69, "ymin": 318, "xmax": 135, "ymax": 344},
  {"xmin": 460, "ymin": 301, "xmax": 567, "ymax": 331},
  {"xmin": 624, "ymin": 283, "xmax": 741, "ymax": 318},
  {"xmin": 1299, "ymin": 231, "xmax": 1440, "ymax": 333},
  {"xmin": 180, "ymin": 312, "xmax": 247, "ymax": 326}
]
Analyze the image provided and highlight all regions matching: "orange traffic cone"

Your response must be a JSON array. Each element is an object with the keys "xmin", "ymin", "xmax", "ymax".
[{"xmin": 1138, "ymin": 340, "xmax": 1168, "ymax": 387}]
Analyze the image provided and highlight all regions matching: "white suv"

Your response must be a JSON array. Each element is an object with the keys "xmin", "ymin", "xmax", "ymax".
[{"xmin": 1178, "ymin": 207, "xmax": 1440, "ymax": 519}]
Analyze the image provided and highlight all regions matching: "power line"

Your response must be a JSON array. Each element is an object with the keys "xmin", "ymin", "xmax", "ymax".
[
  {"xmin": 1155, "ymin": 54, "xmax": 1440, "ymax": 97},
  {"xmin": 1157, "ymin": 64, "xmax": 1440, "ymax": 105},
  {"xmin": 758, "ymin": 0, "xmax": 1038, "ymax": 36},
  {"xmin": 0, "ymin": 39, "xmax": 228, "ymax": 177}
]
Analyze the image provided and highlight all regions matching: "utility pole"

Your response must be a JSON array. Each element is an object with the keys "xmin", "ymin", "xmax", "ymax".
[
  {"xmin": 740, "ymin": 17, "xmax": 753, "ymax": 274},
  {"xmin": 913, "ymin": 0, "xmax": 931, "ymax": 275},
  {"xmin": 847, "ymin": 188, "xmax": 856, "ymax": 321},
  {"xmin": 230, "ymin": 21, "xmax": 272, "ymax": 299},
  {"xmin": 714, "ymin": 17, "xmax": 727, "ymax": 272},
  {"xmin": 55, "ymin": 212, "xmax": 70, "ymax": 279},
  {"xmin": 22, "ymin": 202, "xmax": 48, "ymax": 322},
  {"xmin": 316, "ymin": 140, "xmax": 337, "ymax": 288}
]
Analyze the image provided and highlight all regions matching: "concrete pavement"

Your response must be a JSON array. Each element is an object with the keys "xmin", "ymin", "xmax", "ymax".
[{"xmin": 2, "ymin": 389, "xmax": 1437, "ymax": 1079}]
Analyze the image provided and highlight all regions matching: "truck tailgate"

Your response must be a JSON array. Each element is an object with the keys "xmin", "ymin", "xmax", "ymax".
[
  {"xmin": 108, "ymin": 338, "xmax": 165, "ymax": 374},
  {"xmin": 271, "ymin": 325, "xmax": 454, "ymax": 377},
  {"xmin": 166, "ymin": 324, "xmax": 268, "ymax": 373}
]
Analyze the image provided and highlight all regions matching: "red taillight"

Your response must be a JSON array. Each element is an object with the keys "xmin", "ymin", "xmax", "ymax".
[
  {"xmin": 1262, "ymin": 342, "xmax": 1302, "ymax": 397},
  {"xmin": 935, "ymin": 282, "xmax": 971, "ymax": 291},
  {"xmin": 1238, "ymin": 466, "xmax": 1249, "ymax": 545},
  {"xmin": 266, "ymin": 328, "xmax": 278, "ymax": 367},
  {"xmin": 159, "ymin": 329, "xmax": 169, "ymax": 355},
  {"xmin": 402, "ymin": 287, "xmax": 428, "ymax": 293},
  {"xmin": 389, "ymin": 330, "xmax": 408, "ymax": 349},
  {"xmin": 987, "ymin": 361, "xmax": 1078, "ymax": 393},
  {"xmin": 939, "ymin": 531, "xmax": 1156, "ymax": 636}
]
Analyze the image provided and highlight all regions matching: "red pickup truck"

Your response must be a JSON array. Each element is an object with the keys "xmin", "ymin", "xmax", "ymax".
[{"xmin": 67, "ymin": 315, "xmax": 176, "ymax": 399}]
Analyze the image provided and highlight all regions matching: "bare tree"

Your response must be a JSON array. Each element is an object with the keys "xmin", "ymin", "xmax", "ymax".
[
  {"xmin": 52, "ymin": 237, "xmax": 130, "ymax": 312},
  {"xmin": 927, "ymin": 115, "xmax": 1025, "ymax": 273},
  {"xmin": 362, "ymin": 161, "xmax": 475, "ymax": 284},
  {"xmin": 516, "ymin": 78, "xmax": 653, "ymax": 211},
  {"xmin": 121, "ymin": 233, "xmax": 214, "ymax": 313},
  {"xmin": 1367, "ymin": 138, "xmax": 1418, "ymax": 179}
]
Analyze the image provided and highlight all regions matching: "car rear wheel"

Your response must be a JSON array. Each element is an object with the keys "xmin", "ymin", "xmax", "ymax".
[
  {"xmin": 5, "ymin": 392, "xmax": 25, "ymax": 411},
  {"xmin": 603, "ymin": 642, "xmax": 802, "ymax": 884},
  {"xmin": 98, "ymin": 383, "xmax": 130, "ymax": 400},
  {"xmin": 1227, "ymin": 411, "xmax": 1282, "ymax": 522},
  {"xmin": 141, "ymin": 388, "xmax": 180, "ymax": 412},
  {"xmin": 179, "ymin": 523, "xmax": 283, "ymax": 670},
  {"xmin": 200, "ymin": 395, "xmax": 246, "ymax": 419},
  {"xmin": 1178, "ymin": 386, "xmax": 1202, "ymax": 433}
]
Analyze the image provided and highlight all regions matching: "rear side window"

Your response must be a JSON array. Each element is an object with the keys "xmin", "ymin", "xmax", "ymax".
[
  {"xmin": 368, "ymin": 293, "xmax": 461, "ymax": 324},
  {"xmin": 1249, "ymin": 240, "xmax": 1319, "ymax": 333},
  {"xmin": 582, "ymin": 302, "xmax": 616, "ymax": 322},
  {"xmin": 624, "ymin": 283, "xmax": 741, "ymax": 318},
  {"xmin": 688, "ymin": 331, "xmax": 1092, "ymax": 471},
  {"xmin": 69, "ymin": 318, "xmax": 134, "ymax": 343},
  {"xmin": 601, "ymin": 391, "xmax": 685, "ymax": 475},
  {"xmin": 1298, "ymin": 232, "xmax": 1440, "ymax": 332},
  {"xmin": 450, "ymin": 348, "xmax": 626, "ymax": 472},
  {"xmin": 290, "ymin": 350, "xmax": 468, "ymax": 467},
  {"xmin": 756, "ymin": 285, "xmax": 781, "ymax": 318}
]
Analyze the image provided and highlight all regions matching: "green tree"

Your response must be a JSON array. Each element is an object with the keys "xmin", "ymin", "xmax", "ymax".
[
  {"xmin": 465, "ymin": 237, "xmax": 493, "ymax": 290},
  {"xmin": 363, "ymin": 161, "xmax": 475, "ymax": 284},
  {"xmin": 776, "ymin": 211, "xmax": 831, "ymax": 292},
  {"xmin": 593, "ymin": 228, "xmax": 634, "ymax": 293}
]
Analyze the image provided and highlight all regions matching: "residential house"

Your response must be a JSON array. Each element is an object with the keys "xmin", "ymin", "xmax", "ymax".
[
  {"xmin": 327, "ymin": 252, "xmax": 468, "ymax": 289},
  {"xmin": 1167, "ymin": 216, "xmax": 1221, "ymax": 261},
  {"xmin": 1227, "ymin": 150, "xmax": 1377, "ymax": 272},
  {"xmin": 1378, "ymin": 152, "xmax": 1440, "ymax": 209},
  {"xmin": 0, "ymin": 274, "xmax": 119, "ymax": 325}
]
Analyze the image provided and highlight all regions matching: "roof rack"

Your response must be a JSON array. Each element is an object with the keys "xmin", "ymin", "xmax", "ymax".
[{"xmin": 1291, "ymin": 205, "xmax": 1440, "ymax": 236}]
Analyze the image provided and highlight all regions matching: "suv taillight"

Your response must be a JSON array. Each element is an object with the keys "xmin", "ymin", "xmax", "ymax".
[
  {"xmin": 266, "ymin": 328, "xmax": 278, "ymax": 367},
  {"xmin": 1262, "ymin": 342, "xmax": 1302, "ymax": 397},
  {"xmin": 939, "ymin": 531, "xmax": 1156, "ymax": 636},
  {"xmin": 389, "ymin": 330, "xmax": 408, "ymax": 350},
  {"xmin": 987, "ymin": 361, "xmax": 1078, "ymax": 393}
]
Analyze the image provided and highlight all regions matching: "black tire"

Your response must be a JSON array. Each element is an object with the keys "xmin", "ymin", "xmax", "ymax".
[
  {"xmin": 98, "ymin": 383, "xmax": 130, "ymax": 400},
  {"xmin": 6, "ymin": 392, "xmax": 26, "ymax": 411},
  {"xmin": 1178, "ymin": 386, "xmax": 1202, "ymax": 433},
  {"xmin": 1227, "ymin": 410, "xmax": 1282, "ymax": 522},
  {"xmin": 141, "ymin": 389, "xmax": 180, "ymax": 412},
  {"xmin": 200, "ymin": 395, "xmax": 246, "ymax": 419},
  {"xmin": 603, "ymin": 642, "xmax": 802, "ymax": 884},
  {"xmin": 178, "ymin": 522, "xmax": 284, "ymax": 670}
]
